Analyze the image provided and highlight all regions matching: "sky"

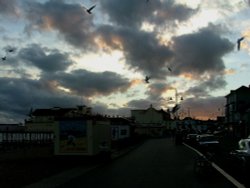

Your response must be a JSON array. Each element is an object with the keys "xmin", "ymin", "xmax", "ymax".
[{"xmin": 0, "ymin": 0, "xmax": 250, "ymax": 123}]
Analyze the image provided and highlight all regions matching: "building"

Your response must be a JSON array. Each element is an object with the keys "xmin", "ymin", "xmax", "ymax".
[
  {"xmin": 54, "ymin": 115, "xmax": 111, "ymax": 156},
  {"xmin": 225, "ymin": 85, "xmax": 250, "ymax": 137},
  {"xmin": 0, "ymin": 124, "xmax": 24, "ymax": 132},
  {"xmin": 131, "ymin": 104, "xmax": 172, "ymax": 137},
  {"xmin": 25, "ymin": 105, "xmax": 92, "ymax": 132},
  {"xmin": 109, "ymin": 117, "xmax": 131, "ymax": 141}
]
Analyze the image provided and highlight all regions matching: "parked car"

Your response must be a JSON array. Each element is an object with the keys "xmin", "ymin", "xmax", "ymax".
[
  {"xmin": 229, "ymin": 139, "xmax": 250, "ymax": 174},
  {"xmin": 196, "ymin": 134, "xmax": 219, "ymax": 152},
  {"xmin": 185, "ymin": 134, "xmax": 198, "ymax": 145},
  {"xmin": 235, "ymin": 138, "xmax": 250, "ymax": 156}
]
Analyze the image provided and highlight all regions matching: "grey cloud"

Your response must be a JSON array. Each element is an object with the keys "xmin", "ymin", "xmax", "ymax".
[
  {"xmin": 100, "ymin": 0, "xmax": 153, "ymax": 28},
  {"xmin": 186, "ymin": 74, "xmax": 227, "ymax": 98},
  {"xmin": 91, "ymin": 102, "xmax": 131, "ymax": 117},
  {"xmin": 0, "ymin": 0, "xmax": 19, "ymax": 16},
  {"xmin": 171, "ymin": 24, "xmax": 234, "ymax": 77},
  {"xmin": 19, "ymin": 44, "xmax": 74, "ymax": 73},
  {"xmin": 24, "ymin": 0, "xmax": 95, "ymax": 50},
  {"xmin": 127, "ymin": 99, "xmax": 152, "ymax": 109},
  {"xmin": 100, "ymin": 0, "xmax": 197, "ymax": 28},
  {"xmin": 0, "ymin": 77, "xmax": 88, "ymax": 123},
  {"xmin": 97, "ymin": 25, "xmax": 173, "ymax": 78},
  {"xmin": 148, "ymin": 1, "xmax": 198, "ymax": 26},
  {"xmin": 53, "ymin": 69, "xmax": 132, "ymax": 97},
  {"xmin": 145, "ymin": 82, "xmax": 171, "ymax": 101}
]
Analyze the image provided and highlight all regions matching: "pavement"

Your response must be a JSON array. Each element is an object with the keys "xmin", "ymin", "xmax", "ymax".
[{"xmin": 24, "ymin": 144, "xmax": 141, "ymax": 188}]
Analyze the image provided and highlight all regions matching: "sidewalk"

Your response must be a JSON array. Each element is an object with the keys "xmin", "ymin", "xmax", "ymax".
[{"xmin": 24, "ymin": 143, "xmax": 142, "ymax": 188}]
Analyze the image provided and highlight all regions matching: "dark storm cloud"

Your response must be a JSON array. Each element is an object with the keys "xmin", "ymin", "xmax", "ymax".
[
  {"xmin": 100, "ymin": 0, "xmax": 197, "ymax": 28},
  {"xmin": 145, "ymin": 82, "xmax": 172, "ymax": 101},
  {"xmin": 19, "ymin": 44, "xmax": 74, "ymax": 73},
  {"xmin": 0, "ymin": 77, "xmax": 88, "ymax": 123},
  {"xmin": 53, "ymin": 69, "xmax": 132, "ymax": 97},
  {"xmin": 0, "ymin": 0, "xmax": 19, "ymax": 16},
  {"xmin": 127, "ymin": 99, "xmax": 152, "ymax": 109},
  {"xmin": 186, "ymin": 74, "xmax": 227, "ymax": 97},
  {"xmin": 97, "ymin": 26, "xmax": 173, "ymax": 78},
  {"xmin": 171, "ymin": 24, "xmax": 234, "ymax": 77},
  {"xmin": 24, "ymin": 0, "xmax": 95, "ymax": 50}
]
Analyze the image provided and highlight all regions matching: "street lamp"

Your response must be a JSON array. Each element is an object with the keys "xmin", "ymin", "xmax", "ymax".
[{"xmin": 168, "ymin": 88, "xmax": 183, "ymax": 105}]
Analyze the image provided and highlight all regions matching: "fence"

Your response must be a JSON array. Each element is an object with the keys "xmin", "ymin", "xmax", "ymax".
[{"xmin": 0, "ymin": 131, "xmax": 54, "ymax": 150}]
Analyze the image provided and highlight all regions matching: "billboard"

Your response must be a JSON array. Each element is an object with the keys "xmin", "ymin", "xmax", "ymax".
[{"xmin": 58, "ymin": 120, "xmax": 87, "ymax": 153}]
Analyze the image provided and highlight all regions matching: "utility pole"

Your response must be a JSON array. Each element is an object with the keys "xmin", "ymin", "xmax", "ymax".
[{"xmin": 187, "ymin": 107, "xmax": 191, "ymax": 117}]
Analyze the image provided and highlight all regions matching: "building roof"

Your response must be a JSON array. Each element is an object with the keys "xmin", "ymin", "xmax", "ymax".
[
  {"xmin": 225, "ymin": 85, "xmax": 250, "ymax": 98},
  {"xmin": 131, "ymin": 104, "xmax": 169, "ymax": 113},
  {"xmin": 108, "ymin": 117, "xmax": 131, "ymax": 125},
  {"xmin": 31, "ymin": 107, "xmax": 75, "ymax": 117}
]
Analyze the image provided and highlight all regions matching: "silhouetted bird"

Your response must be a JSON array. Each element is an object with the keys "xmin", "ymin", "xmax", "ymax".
[
  {"xmin": 237, "ymin": 37, "xmax": 245, "ymax": 51},
  {"xmin": 2, "ymin": 56, "xmax": 6, "ymax": 61},
  {"xmin": 145, "ymin": 76, "xmax": 151, "ymax": 83},
  {"xmin": 86, "ymin": 5, "xmax": 96, "ymax": 14},
  {"xmin": 167, "ymin": 67, "xmax": 172, "ymax": 72},
  {"xmin": 7, "ymin": 49, "xmax": 15, "ymax": 53}
]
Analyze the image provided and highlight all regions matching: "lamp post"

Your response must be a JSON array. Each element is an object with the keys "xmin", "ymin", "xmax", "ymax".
[{"xmin": 169, "ymin": 88, "xmax": 183, "ymax": 119}]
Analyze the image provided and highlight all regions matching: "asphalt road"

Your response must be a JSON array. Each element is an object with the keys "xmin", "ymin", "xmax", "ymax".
[{"xmin": 58, "ymin": 138, "xmax": 237, "ymax": 188}]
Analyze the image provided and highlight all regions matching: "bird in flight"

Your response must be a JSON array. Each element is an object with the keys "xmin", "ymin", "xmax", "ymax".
[
  {"xmin": 167, "ymin": 67, "xmax": 172, "ymax": 72},
  {"xmin": 145, "ymin": 76, "xmax": 151, "ymax": 83},
  {"xmin": 86, "ymin": 5, "xmax": 96, "ymax": 14},
  {"xmin": 2, "ymin": 56, "xmax": 6, "ymax": 61},
  {"xmin": 1, "ymin": 47, "xmax": 15, "ymax": 61},
  {"xmin": 7, "ymin": 49, "xmax": 15, "ymax": 53},
  {"xmin": 237, "ymin": 37, "xmax": 245, "ymax": 51}
]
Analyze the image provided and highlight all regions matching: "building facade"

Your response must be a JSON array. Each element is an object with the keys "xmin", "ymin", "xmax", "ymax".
[
  {"xmin": 225, "ymin": 85, "xmax": 250, "ymax": 137},
  {"xmin": 25, "ymin": 105, "xmax": 92, "ymax": 132},
  {"xmin": 131, "ymin": 104, "xmax": 172, "ymax": 137}
]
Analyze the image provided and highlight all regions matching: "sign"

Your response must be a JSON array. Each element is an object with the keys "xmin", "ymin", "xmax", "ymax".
[{"xmin": 59, "ymin": 120, "xmax": 87, "ymax": 153}]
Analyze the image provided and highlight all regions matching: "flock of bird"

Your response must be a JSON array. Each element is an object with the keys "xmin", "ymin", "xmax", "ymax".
[{"xmin": 1, "ymin": 48, "xmax": 15, "ymax": 62}]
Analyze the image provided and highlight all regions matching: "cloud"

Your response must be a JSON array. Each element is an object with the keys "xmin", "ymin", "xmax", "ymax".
[
  {"xmin": 97, "ymin": 25, "xmax": 173, "ymax": 78},
  {"xmin": 18, "ymin": 44, "xmax": 74, "ymax": 73},
  {"xmin": 180, "ymin": 96, "xmax": 226, "ymax": 120},
  {"xmin": 24, "ymin": 0, "xmax": 96, "ymax": 50},
  {"xmin": 100, "ymin": 0, "xmax": 197, "ymax": 29},
  {"xmin": 145, "ymin": 82, "xmax": 172, "ymax": 100},
  {"xmin": 0, "ymin": 77, "xmax": 87, "ymax": 123},
  {"xmin": 0, "ymin": 0, "xmax": 20, "ymax": 17},
  {"xmin": 51, "ymin": 69, "xmax": 132, "ymax": 97},
  {"xmin": 91, "ymin": 102, "xmax": 131, "ymax": 117},
  {"xmin": 170, "ymin": 24, "xmax": 234, "ymax": 78},
  {"xmin": 127, "ymin": 99, "xmax": 153, "ymax": 109},
  {"xmin": 185, "ymin": 73, "xmax": 227, "ymax": 98}
]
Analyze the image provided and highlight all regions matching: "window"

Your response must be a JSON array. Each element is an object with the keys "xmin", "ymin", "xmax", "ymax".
[{"xmin": 120, "ymin": 129, "xmax": 127, "ymax": 136}]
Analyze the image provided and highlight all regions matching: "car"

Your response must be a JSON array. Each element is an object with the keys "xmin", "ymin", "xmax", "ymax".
[
  {"xmin": 185, "ymin": 134, "xmax": 198, "ymax": 145},
  {"xmin": 235, "ymin": 138, "xmax": 250, "ymax": 156},
  {"xmin": 229, "ymin": 139, "xmax": 250, "ymax": 172},
  {"xmin": 196, "ymin": 134, "xmax": 220, "ymax": 152}
]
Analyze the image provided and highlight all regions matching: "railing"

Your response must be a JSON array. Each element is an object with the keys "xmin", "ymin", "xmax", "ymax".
[{"xmin": 0, "ymin": 131, "xmax": 54, "ymax": 146}]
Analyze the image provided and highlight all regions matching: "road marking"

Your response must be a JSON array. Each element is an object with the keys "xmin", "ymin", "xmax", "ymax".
[
  {"xmin": 183, "ymin": 142, "xmax": 204, "ymax": 156},
  {"xmin": 211, "ymin": 162, "xmax": 246, "ymax": 188},
  {"xmin": 183, "ymin": 142, "xmax": 246, "ymax": 188}
]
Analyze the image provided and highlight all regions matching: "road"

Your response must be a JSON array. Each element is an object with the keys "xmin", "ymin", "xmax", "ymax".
[{"xmin": 58, "ymin": 138, "xmax": 237, "ymax": 188}]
